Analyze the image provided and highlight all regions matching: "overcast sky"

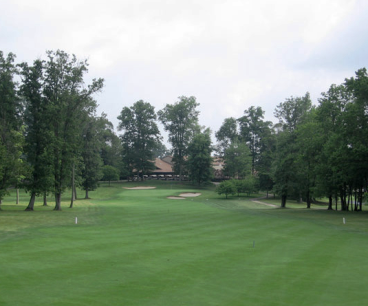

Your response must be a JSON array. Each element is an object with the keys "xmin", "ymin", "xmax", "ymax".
[{"xmin": 2, "ymin": 0, "xmax": 368, "ymax": 145}]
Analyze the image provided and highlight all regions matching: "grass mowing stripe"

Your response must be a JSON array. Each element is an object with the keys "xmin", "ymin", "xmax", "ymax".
[{"xmin": 1, "ymin": 182, "xmax": 368, "ymax": 305}]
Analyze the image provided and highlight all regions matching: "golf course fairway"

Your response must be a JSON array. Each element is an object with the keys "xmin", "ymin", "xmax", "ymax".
[{"xmin": 1, "ymin": 181, "xmax": 368, "ymax": 306}]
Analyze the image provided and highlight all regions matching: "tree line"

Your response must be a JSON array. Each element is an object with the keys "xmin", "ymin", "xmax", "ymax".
[
  {"xmin": 216, "ymin": 69, "xmax": 368, "ymax": 211},
  {"xmin": 1, "ymin": 49, "xmax": 367, "ymax": 211}
]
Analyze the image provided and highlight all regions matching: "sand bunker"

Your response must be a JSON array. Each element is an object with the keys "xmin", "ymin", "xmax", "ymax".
[
  {"xmin": 167, "ymin": 193, "xmax": 201, "ymax": 199},
  {"xmin": 123, "ymin": 186, "xmax": 156, "ymax": 190},
  {"xmin": 179, "ymin": 193, "xmax": 201, "ymax": 197}
]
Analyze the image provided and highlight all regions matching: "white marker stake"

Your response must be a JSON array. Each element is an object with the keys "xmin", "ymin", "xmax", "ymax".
[
  {"xmin": 75, "ymin": 217, "xmax": 78, "ymax": 224},
  {"xmin": 343, "ymin": 217, "xmax": 345, "ymax": 224}
]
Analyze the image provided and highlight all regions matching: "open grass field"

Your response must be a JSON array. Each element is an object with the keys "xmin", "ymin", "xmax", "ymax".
[{"xmin": 1, "ymin": 181, "xmax": 368, "ymax": 306}]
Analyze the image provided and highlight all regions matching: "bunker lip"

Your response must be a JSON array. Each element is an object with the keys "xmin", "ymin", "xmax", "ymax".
[
  {"xmin": 179, "ymin": 193, "xmax": 201, "ymax": 197},
  {"xmin": 123, "ymin": 186, "xmax": 156, "ymax": 190},
  {"xmin": 167, "ymin": 196, "xmax": 185, "ymax": 199}
]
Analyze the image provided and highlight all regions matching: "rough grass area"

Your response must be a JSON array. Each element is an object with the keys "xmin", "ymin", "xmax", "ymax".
[{"xmin": 1, "ymin": 182, "xmax": 368, "ymax": 305}]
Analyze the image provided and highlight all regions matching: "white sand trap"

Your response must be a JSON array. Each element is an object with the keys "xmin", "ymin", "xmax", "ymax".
[
  {"xmin": 123, "ymin": 186, "xmax": 156, "ymax": 190},
  {"xmin": 167, "ymin": 196, "xmax": 185, "ymax": 200},
  {"xmin": 179, "ymin": 193, "xmax": 201, "ymax": 197}
]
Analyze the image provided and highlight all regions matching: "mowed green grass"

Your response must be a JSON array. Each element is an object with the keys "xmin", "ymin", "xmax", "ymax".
[{"xmin": 1, "ymin": 181, "xmax": 368, "ymax": 306}]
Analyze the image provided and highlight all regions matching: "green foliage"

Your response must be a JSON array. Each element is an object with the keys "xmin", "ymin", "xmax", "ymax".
[
  {"xmin": 102, "ymin": 165, "xmax": 119, "ymax": 186},
  {"xmin": 231, "ymin": 176, "xmax": 259, "ymax": 196},
  {"xmin": 216, "ymin": 180, "xmax": 236, "ymax": 198},
  {"xmin": 3, "ymin": 47, "xmax": 368, "ymax": 216},
  {"xmin": 274, "ymin": 92, "xmax": 312, "ymax": 132},
  {"xmin": 80, "ymin": 116, "xmax": 107, "ymax": 197},
  {"xmin": 215, "ymin": 117, "xmax": 239, "ymax": 156},
  {"xmin": 0, "ymin": 51, "xmax": 23, "ymax": 202},
  {"xmin": 152, "ymin": 140, "xmax": 170, "ymax": 159},
  {"xmin": 20, "ymin": 59, "xmax": 54, "ymax": 202},
  {"xmin": 238, "ymin": 106, "xmax": 273, "ymax": 174},
  {"xmin": 223, "ymin": 141, "xmax": 251, "ymax": 179},
  {"xmin": 187, "ymin": 128, "xmax": 213, "ymax": 185},
  {"xmin": 272, "ymin": 93, "xmax": 313, "ymax": 207},
  {"xmin": 118, "ymin": 100, "xmax": 161, "ymax": 179},
  {"xmin": 100, "ymin": 117, "xmax": 123, "ymax": 169},
  {"xmin": 19, "ymin": 50, "xmax": 104, "ymax": 210},
  {"xmin": 231, "ymin": 179, "xmax": 243, "ymax": 196},
  {"xmin": 158, "ymin": 96, "xmax": 200, "ymax": 178}
]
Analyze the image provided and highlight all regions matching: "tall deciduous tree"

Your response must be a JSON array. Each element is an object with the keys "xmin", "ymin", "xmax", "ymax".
[
  {"xmin": 215, "ymin": 117, "xmax": 239, "ymax": 157},
  {"xmin": 344, "ymin": 68, "xmax": 368, "ymax": 211},
  {"xmin": 118, "ymin": 100, "xmax": 161, "ymax": 179},
  {"xmin": 238, "ymin": 106, "xmax": 272, "ymax": 174},
  {"xmin": 257, "ymin": 125, "xmax": 276, "ymax": 197},
  {"xmin": 158, "ymin": 96, "xmax": 200, "ymax": 179},
  {"xmin": 19, "ymin": 59, "xmax": 54, "ymax": 210},
  {"xmin": 314, "ymin": 84, "xmax": 351, "ymax": 210},
  {"xmin": 294, "ymin": 110, "xmax": 324, "ymax": 208},
  {"xmin": 272, "ymin": 93, "xmax": 312, "ymax": 207},
  {"xmin": 41, "ymin": 50, "xmax": 103, "ymax": 210},
  {"xmin": 0, "ymin": 51, "xmax": 23, "ymax": 206},
  {"xmin": 80, "ymin": 115, "xmax": 106, "ymax": 199},
  {"xmin": 223, "ymin": 141, "xmax": 252, "ymax": 179},
  {"xmin": 187, "ymin": 128, "xmax": 213, "ymax": 185}
]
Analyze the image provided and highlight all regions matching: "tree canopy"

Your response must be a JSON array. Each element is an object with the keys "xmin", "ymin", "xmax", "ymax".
[
  {"xmin": 158, "ymin": 96, "xmax": 200, "ymax": 179},
  {"xmin": 118, "ymin": 100, "xmax": 161, "ymax": 179},
  {"xmin": 187, "ymin": 128, "xmax": 213, "ymax": 185}
]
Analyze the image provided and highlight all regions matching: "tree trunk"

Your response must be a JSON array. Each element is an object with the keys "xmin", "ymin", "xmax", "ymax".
[
  {"xmin": 358, "ymin": 187, "xmax": 363, "ymax": 211},
  {"xmin": 16, "ymin": 188, "xmax": 19, "ymax": 204},
  {"xmin": 327, "ymin": 195, "xmax": 333, "ymax": 210},
  {"xmin": 70, "ymin": 163, "xmax": 75, "ymax": 207},
  {"xmin": 85, "ymin": 189, "xmax": 89, "ymax": 199},
  {"xmin": 340, "ymin": 188, "xmax": 347, "ymax": 211},
  {"xmin": 25, "ymin": 192, "xmax": 36, "ymax": 211},
  {"xmin": 306, "ymin": 198, "xmax": 311, "ymax": 208},
  {"xmin": 54, "ymin": 193, "xmax": 62, "ymax": 210},
  {"xmin": 347, "ymin": 189, "xmax": 352, "ymax": 211},
  {"xmin": 281, "ymin": 194, "xmax": 287, "ymax": 208},
  {"xmin": 43, "ymin": 193, "xmax": 48, "ymax": 206},
  {"xmin": 70, "ymin": 188, "xmax": 74, "ymax": 208}
]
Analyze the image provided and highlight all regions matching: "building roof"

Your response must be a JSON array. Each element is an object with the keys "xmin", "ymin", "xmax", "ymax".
[
  {"xmin": 151, "ymin": 156, "xmax": 223, "ymax": 174},
  {"xmin": 161, "ymin": 155, "xmax": 173, "ymax": 165},
  {"xmin": 153, "ymin": 158, "xmax": 173, "ymax": 173}
]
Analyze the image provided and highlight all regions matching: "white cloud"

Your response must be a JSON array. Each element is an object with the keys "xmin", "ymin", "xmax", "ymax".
[{"xmin": 1, "ymin": 0, "xmax": 367, "ymax": 144}]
